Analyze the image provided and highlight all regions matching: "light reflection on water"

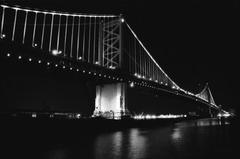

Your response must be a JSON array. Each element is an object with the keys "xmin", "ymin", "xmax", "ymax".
[{"xmin": 9, "ymin": 118, "xmax": 235, "ymax": 159}]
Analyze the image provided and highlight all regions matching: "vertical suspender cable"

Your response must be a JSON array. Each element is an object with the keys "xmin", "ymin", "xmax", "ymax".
[
  {"xmin": 12, "ymin": 9, "xmax": 18, "ymax": 41},
  {"xmin": 64, "ymin": 15, "xmax": 68, "ymax": 57},
  {"xmin": 93, "ymin": 16, "xmax": 96, "ymax": 64},
  {"xmin": 76, "ymin": 16, "xmax": 81, "ymax": 59},
  {"xmin": 82, "ymin": 16, "xmax": 86, "ymax": 61},
  {"xmin": 110, "ymin": 17, "xmax": 113, "ymax": 67},
  {"xmin": 49, "ymin": 13, "xmax": 54, "ymax": 52},
  {"xmin": 98, "ymin": 18, "xmax": 102, "ymax": 65},
  {"xmin": 88, "ymin": 16, "xmax": 92, "ymax": 63},
  {"xmin": 139, "ymin": 46, "xmax": 142, "ymax": 76},
  {"xmin": 102, "ymin": 16, "xmax": 105, "ymax": 66},
  {"xmin": 22, "ymin": 11, "xmax": 28, "ymax": 44},
  {"xmin": 56, "ymin": 14, "xmax": 61, "ymax": 52},
  {"xmin": 41, "ymin": 13, "xmax": 46, "ymax": 49},
  {"xmin": 0, "ymin": 6, "xmax": 5, "ymax": 37},
  {"xmin": 128, "ymin": 36, "xmax": 131, "ymax": 73},
  {"xmin": 32, "ymin": 11, "xmax": 38, "ymax": 47},
  {"xmin": 70, "ymin": 16, "xmax": 75, "ymax": 58},
  {"xmin": 134, "ymin": 37, "xmax": 137, "ymax": 75}
]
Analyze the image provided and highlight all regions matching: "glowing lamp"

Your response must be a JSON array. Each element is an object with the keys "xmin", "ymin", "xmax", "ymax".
[
  {"xmin": 130, "ymin": 82, "xmax": 134, "ymax": 88},
  {"xmin": 52, "ymin": 49, "xmax": 62, "ymax": 56},
  {"xmin": 1, "ymin": 34, "xmax": 6, "ymax": 38}
]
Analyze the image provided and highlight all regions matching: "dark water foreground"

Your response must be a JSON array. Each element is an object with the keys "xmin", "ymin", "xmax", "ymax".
[{"xmin": 0, "ymin": 117, "xmax": 237, "ymax": 159}]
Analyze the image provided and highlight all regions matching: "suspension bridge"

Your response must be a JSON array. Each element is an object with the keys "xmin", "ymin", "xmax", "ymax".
[{"xmin": 0, "ymin": 4, "xmax": 229, "ymax": 119}]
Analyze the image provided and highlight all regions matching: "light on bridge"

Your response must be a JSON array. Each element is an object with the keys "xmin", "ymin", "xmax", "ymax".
[
  {"xmin": 51, "ymin": 49, "xmax": 62, "ymax": 56},
  {"xmin": 109, "ymin": 66, "xmax": 116, "ymax": 69},
  {"xmin": 18, "ymin": 56, "xmax": 22, "ymax": 59},
  {"xmin": 7, "ymin": 53, "xmax": 10, "ymax": 57},
  {"xmin": 120, "ymin": 18, "xmax": 125, "ymax": 23},
  {"xmin": 1, "ymin": 34, "xmax": 6, "ymax": 39},
  {"xmin": 129, "ymin": 82, "xmax": 134, "ymax": 87},
  {"xmin": 28, "ymin": 58, "xmax": 32, "ymax": 62},
  {"xmin": 38, "ymin": 60, "xmax": 42, "ymax": 64}
]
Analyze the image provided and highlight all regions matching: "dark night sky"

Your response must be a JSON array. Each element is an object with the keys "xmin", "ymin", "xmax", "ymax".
[{"xmin": 3, "ymin": 0, "xmax": 240, "ymax": 113}]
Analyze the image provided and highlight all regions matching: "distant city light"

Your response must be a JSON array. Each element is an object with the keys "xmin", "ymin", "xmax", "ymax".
[
  {"xmin": 133, "ymin": 114, "xmax": 187, "ymax": 120},
  {"xmin": 18, "ymin": 56, "xmax": 22, "ymax": 59},
  {"xmin": 7, "ymin": 53, "xmax": 10, "ymax": 57},
  {"xmin": 32, "ymin": 113, "xmax": 37, "ymax": 118}
]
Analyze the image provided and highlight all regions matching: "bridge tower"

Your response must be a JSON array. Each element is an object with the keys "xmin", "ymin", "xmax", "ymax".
[{"xmin": 93, "ymin": 17, "xmax": 128, "ymax": 119}]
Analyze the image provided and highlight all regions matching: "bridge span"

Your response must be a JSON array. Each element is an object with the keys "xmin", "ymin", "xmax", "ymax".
[{"xmin": 0, "ymin": 3, "xmax": 230, "ymax": 119}]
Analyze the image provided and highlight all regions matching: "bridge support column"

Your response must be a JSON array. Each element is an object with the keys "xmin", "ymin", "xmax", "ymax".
[{"xmin": 93, "ymin": 83, "xmax": 127, "ymax": 119}]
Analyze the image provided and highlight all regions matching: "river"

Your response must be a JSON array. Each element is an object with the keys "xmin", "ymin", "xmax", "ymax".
[{"xmin": 1, "ymin": 118, "xmax": 237, "ymax": 159}]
